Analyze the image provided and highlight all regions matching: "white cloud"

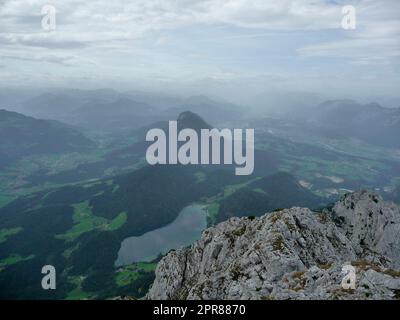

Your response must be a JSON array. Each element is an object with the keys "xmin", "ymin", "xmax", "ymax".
[
  {"xmin": 298, "ymin": 0, "xmax": 400, "ymax": 60},
  {"xmin": 0, "ymin": 0, "xmax": 399, "ymax": 97},
  {"xmin": 298, "ymin": 38, "xmax": 400, "ymax": 59},
  {"xmin": 0, "ymin": 0, "xmax": 352, "ymax": 46},
  {"xmin": 1, "ymin": 0, "xmax": 397, "ymax": 56}
]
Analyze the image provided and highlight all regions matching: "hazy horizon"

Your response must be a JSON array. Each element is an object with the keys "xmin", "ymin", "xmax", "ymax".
[{"xmin": 1, "ymin": 0, "xmax": 400, "ymax": 107}]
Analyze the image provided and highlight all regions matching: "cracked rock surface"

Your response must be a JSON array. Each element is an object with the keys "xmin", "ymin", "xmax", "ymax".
[{"xmin": 147, "ymin": 190, "xmax": 400, "ymax": 300}]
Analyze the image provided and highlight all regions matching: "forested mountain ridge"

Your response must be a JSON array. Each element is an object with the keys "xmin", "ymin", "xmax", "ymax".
[{"xmin": 0, "ymin": 109, "xmax": 95, "ymax": 168}]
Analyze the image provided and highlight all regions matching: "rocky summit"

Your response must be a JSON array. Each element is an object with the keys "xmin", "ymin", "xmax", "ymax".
[{"xmin": 147, "ymin": 190, "xmax": 400, "ymax": 300}]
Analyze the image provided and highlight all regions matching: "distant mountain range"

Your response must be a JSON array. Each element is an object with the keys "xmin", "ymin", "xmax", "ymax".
[
  {"xmin": 303, "ymin": 100, "xmax": 400, "ymax": 148},
  {"xmin": 13, "ymin": 89, "xmax": 243, "ymax": 133},
  {"xmin": 161, "ymin": 96, "xmax": 243, "ymax": 126},
  {"xmin": 6, "ymin": 105, "xmax": 397, "ymax": 201},
  {"xmin": 25, "ymin": 111, "xmax": 216, "ymax": 186},
  {"xmin": 0, "ymin": 109, "xmax": 95, "ymax": 168}
]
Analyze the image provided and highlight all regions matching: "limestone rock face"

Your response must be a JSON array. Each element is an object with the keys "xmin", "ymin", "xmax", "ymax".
[
  {"xmin": 147, "ymin": 191, "xmax": 400, "ymax": 300},
  {"xmin": 331, "ymin": 190, "xmax": 400, "ymax": 268}
]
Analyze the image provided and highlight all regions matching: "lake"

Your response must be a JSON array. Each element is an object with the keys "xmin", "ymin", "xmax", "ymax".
[{"xmin": 114, "ymin": 204, "xmax": 207, "ymax": 266}]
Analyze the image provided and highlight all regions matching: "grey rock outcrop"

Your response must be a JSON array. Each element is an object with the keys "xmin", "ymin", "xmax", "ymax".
[
  {"xmin": 147, "ymin": 191, "xmax": 400, "ymax": 300},
  {"xmin": 331, "ymin": 190, "xmax": 400, "ymax": 268}
]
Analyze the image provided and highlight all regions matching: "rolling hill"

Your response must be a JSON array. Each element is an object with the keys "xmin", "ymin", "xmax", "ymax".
[{"xmin": 0, "ymin": 109, "xmax": 95, "ymax": 168}]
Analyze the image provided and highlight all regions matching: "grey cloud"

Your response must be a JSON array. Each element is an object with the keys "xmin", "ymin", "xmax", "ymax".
[
  {"xmin": 0, "ymin": 0, "xmax": 398, "ymax": 98},
  {"xmin": 1, "ymin": 54, "xmax": 76, "ymax": 66},
  {"xmin": 1, "ymin": 0, "xmax": 398, "ymax": 51}
]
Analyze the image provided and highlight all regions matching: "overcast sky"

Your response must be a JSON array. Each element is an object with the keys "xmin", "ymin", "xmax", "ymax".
[{"xmin": 0, "ymin": 0, "xmax": 399, "ymax": 103}]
